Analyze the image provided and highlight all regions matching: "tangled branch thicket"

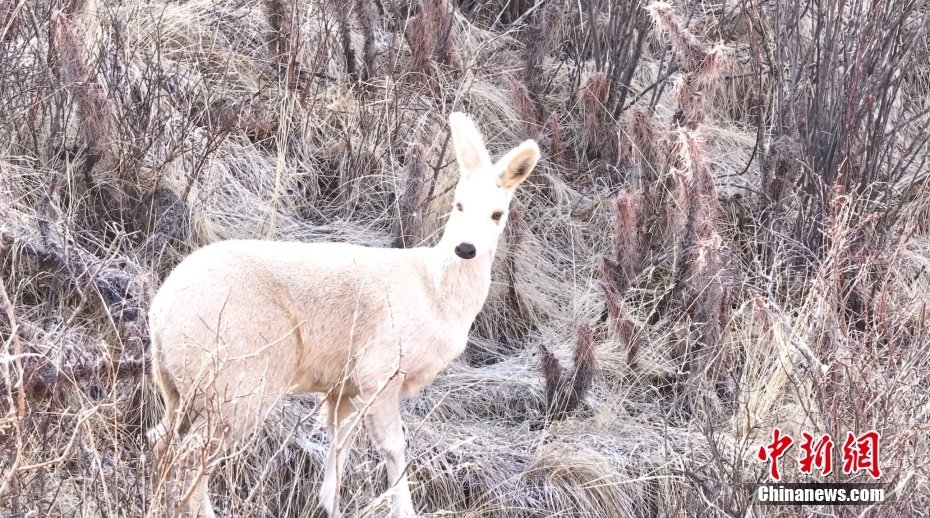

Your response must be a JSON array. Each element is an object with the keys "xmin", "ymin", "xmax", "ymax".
[{"xmin": 1, "ymin": 0, "xmax": 928, "ymax": 515}]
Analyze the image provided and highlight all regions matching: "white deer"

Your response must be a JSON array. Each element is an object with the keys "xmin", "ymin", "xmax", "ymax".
[{"xmin": 147, "ymin": 112, "xmax": 539, "ymax": 517}]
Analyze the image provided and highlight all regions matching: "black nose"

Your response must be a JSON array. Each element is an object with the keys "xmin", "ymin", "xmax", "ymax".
[{"xmin": 455, "ymin": 243, "xmax": 476, "ymax": 259}]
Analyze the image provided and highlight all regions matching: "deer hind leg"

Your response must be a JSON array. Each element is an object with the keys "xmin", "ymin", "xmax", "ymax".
[
  {"xmin": 319, "ymin": 393, "xmax": 362, "ymax": 518},
  {"xmin": 173, "ymin": 415, "xmax": 227, "ymax": 518},
  {"xmin": 181, "ymin": 465, "xmax": 216, "ymax": 518},
  {"xmin": 149, "ymin": 412, "xmax": 219, "ymax": 518},
  {"xmin": 148, "ymin": 355, "xmax": 184, "ymax": 517},
  {"xmin": 364, "ymin": 390, "xmax": 417, "ymax": 518},
  {"xmin": 149, "ymin": 427, "xmax": 181, "ymax": 518}
]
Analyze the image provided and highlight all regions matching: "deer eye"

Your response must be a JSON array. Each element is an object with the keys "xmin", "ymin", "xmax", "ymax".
[
  {"xmin": 456, "ymin": 202, "xmax": 464, "ymax": 212},
  {"xmin": 491, "ymin": 211, "xmax": 504, "ymax": 221}
]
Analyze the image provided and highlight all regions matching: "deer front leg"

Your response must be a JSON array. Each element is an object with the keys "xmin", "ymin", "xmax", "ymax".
[
  {"xmin": 364, "ymin": 390, "xmax": 417, "ymax": 518},
  {"xmin": 319, "ymin": 394, "xmax": 362, "ymax": 518}
]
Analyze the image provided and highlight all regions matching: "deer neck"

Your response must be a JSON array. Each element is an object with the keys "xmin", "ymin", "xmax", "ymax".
[{"xmin": 429, "ymin": 245, "xmax": 494, "ymax": 323}]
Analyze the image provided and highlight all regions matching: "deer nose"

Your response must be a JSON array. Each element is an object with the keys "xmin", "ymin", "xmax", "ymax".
[{"xmin": 455, "ymin": 242, "xmax": 476, "ymax": 259}]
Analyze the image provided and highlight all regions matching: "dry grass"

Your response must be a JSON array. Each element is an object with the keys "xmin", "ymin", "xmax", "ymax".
[{"xmin": 1, "ymin": 0, "xmax": 929, "ymax": 516}]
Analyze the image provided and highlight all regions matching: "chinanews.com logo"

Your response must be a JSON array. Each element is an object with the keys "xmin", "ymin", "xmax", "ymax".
[{"xmin": 751, "ymin": 428, "xmax": 893, "ymax": 505}]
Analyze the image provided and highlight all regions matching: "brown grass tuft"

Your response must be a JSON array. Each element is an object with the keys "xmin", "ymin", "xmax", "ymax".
[
  {"xmin": 582, "ymin": 72, "xmax": 616, "ymax": 160},
  {"xmin": 263, "ymin": 0, "xmax": 304, "ymax": 86},
  {"xmin": 547, "ymin": 112, "xmax": 565, "ymax": 167},
  {"xmin": 647, "ymin": 1, "xmax": 706, "ymax": 72},
  {"xmin": 337, "ymin": 0, "xmax": 357, "ymax": 80},
  {"xmin": 598, "ymin": 276, "xmax": 622, "ymax": 321},
  {"xmin": 408, "ymin": 0, "xmax": 451, "ymax": 78},
  {"xmin": 694, "ymin": 44, "xmax": 727, "ymax": 88},
  {"xmin": 627, "ymin": 107, "xmax": 660, "ymax": 183},
  {"xmin": 583, "ymin": 72, "xmax": 609, "ymax": 117},
  {"xmin": 613, "ymin": 190, "xmax": 642, "ymax": 281},
  {"xmin": 505, "ymin": 73, "xmax": 537, "ymax": 139},
  {"xmin": 538, "ymin": 343, "xmax": 565, "ymax": 411},
  {"xmin": 660, "ymin": 168, "xmax": 690, "ymax": 247},
  {"xmin": 539, "ymin": 324, "xmax": 597, "ymax": 422},
  {"xmin": 689, "ymin": 232, "xmax": 724, "ymax": 314},
  {"xmin": 54, "ymin": 12, "xmax": 113, "ymax": 183},
  {"xmin": 540, "ymin": 0, "xmax": 568, "ymax": 57},
  {"xmin": 357, "ymin": 0, "xmax": 378, "ymax": 80},
  {"xmin": 408, "ymin": 14, "xmax": 431, "ymax": 77},
  {"xmin": 264, "ymin": 0, "xmax": 290, "ymax": 64},
  {"xmin": 571, "ymin": 323, "xmax": 597, "ymax": 398},
  {"xmin": 672, "ymin": 75, "xmax": 705, "ymax": 130},
  {"xmin": 671, "ymin": 127, "xmax": 718, "ymax": 293},
  {"xmin": 395, "ymin": 141, "xmax": 430, "ymax": 248},
  {"xmin": 677, "ymin": 128, "xmax": 714, "ymax": 200},
  {"xmin": 599, "ymin": 189, "xmax": 643, "ymax": 306},
  {"xmin": 425, "ymin": 0, "xmax": 453, "ymax": 66}
]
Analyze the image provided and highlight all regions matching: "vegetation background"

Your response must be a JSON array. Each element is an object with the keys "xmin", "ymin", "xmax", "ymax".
[{"xmin": 0, "ymin": 0, "xmax": 928, "ymax": 515}]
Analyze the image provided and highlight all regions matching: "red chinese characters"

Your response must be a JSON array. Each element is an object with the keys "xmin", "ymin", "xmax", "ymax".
[
  {"xmin": 799, "ymin": 432, "xmax": 834, "ymax": 476},
  {"xmin": 757, "ymin": 429, "xmax": 881, "ymax": 480},
  {"xmin": 757, "ymin": 428, "xmax": 793, "ymax": 481},
  {"xmin": 842, "ymin": 431, "xmax": 882, "ymax": 479}
]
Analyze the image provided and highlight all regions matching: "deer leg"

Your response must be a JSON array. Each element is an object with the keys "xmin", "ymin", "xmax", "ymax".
[
  {"xmin": 364, "ymin": 390, "xmax": 416, "ymax": 518},
  {"xmin": 319, "ymin": 394, "xmax": 361, "ymax": 518},
  {"xmin": 183, "ymin": 466, "xmax": 216, "ymax": 518},
  {"xmin": 174, "ymin": 412, "xmax": 226, "ymax": 518}
]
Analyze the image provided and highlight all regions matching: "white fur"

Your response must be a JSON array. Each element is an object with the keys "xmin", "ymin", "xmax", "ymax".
[{"xmin": 147, "ymin": 112, "xmax": 539, "ymax": 517}]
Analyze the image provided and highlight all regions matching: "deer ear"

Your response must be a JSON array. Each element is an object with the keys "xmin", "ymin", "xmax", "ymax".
[
  {"xmin": 497, "ymin": 140, "xmax": 539, "ymax": 191},
  {"xmin": 449, "ymin": 112, "xmax": 492, "ymax": 178}
]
